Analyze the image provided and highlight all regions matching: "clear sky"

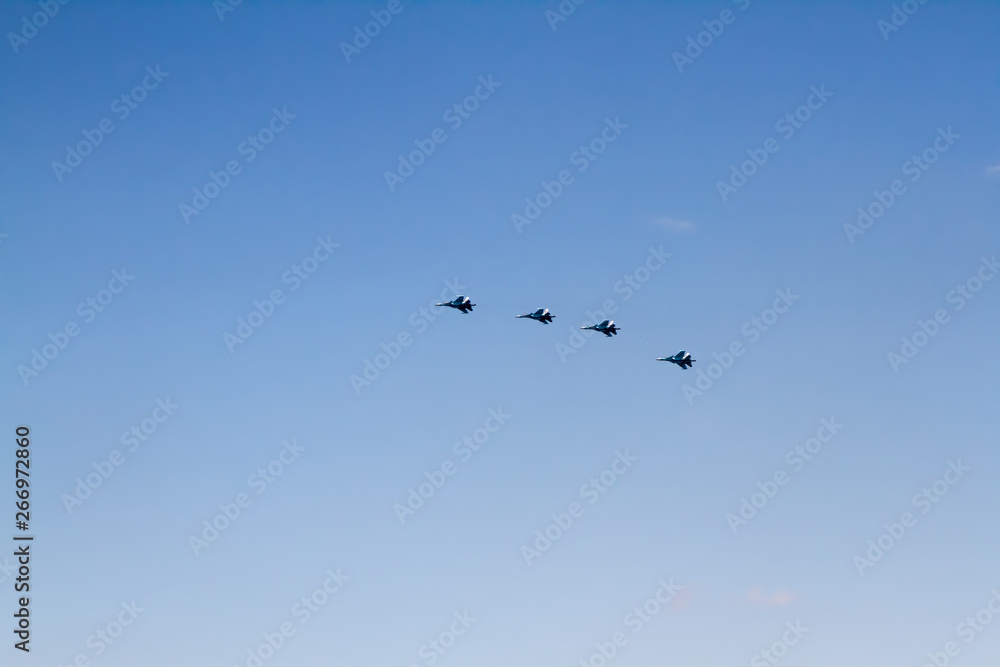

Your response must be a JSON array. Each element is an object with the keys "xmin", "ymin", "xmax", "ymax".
[{"xmin": 2, "ymin": 1, "xmax": 999, "ymax": 666}]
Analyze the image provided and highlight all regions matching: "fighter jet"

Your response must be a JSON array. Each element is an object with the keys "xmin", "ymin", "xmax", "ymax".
[
  {"xmin": 580, "ymin": 319, "xmax": 620, "ymax": 337},
  {"xmin": 436, "ymin": 296, "xmax": 476, "ymax": 313},
  {"xmin": 516, "ymin": 308, "xmax": 555, "ymax": 324},
  {"xmin": 657, "ymin": 350, "xmax": 695, "ymax": 369}
]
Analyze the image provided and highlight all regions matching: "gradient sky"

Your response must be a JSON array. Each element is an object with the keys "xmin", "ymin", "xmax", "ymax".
[{"xmin": 2, "ymin": 1, "xmax": 999, "ymax": 666}]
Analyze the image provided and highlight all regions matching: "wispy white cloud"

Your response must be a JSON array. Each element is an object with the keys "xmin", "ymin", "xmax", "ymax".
[
  {"xmin": 986, "ymin": 164, "xmax": 1000, "ymax": 175},
  {"xmin": 653, "ymin": 216, "xmax": 695, "ymax": 233},
  {"xmin": 748, "ymin": 587, "xmax": 796, "ymax": 607}
]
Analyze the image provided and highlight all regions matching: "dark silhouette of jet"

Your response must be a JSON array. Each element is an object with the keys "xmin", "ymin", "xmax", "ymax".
[
  {"xmin": 658, "ymin": 350, "xmax": 695, "ymax": 369},
  {"xmin": 581, "ymin": 319, "xmax": 620, "ymax": 337},
  {"xmin": 516, "ymin": 308, "xmax": 555, "ymax": 324},
  {"xmin": 436, "ymin": 296, "xmax": 476, "ymax": 313}
]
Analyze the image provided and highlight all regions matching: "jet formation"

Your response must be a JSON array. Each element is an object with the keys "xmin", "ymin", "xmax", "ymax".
[{"xmin": 439, "ymin": 296, "xmax": 695, "ymax": 369}]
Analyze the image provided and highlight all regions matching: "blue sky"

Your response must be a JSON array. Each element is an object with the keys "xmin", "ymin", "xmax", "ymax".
[{"xmin": 1, "ymin": 1, "xmax": 999, "ymax": 666}]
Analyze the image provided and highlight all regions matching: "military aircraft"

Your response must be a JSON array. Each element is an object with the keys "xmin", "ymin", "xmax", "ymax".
[
  {"xmin": 436, "ymin": 296, "xmax": 476, "ymax": 313},
  {"xmin": 516, "ymin": 308, "xmax": 555, "ymax": 324},
  {"xmin": 580, "ymin": 319, "xmax": 620, "ymax": 337},
  {"xmin": 657, "ymin": 351, "xmax": 695, "ymax": 369}
]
